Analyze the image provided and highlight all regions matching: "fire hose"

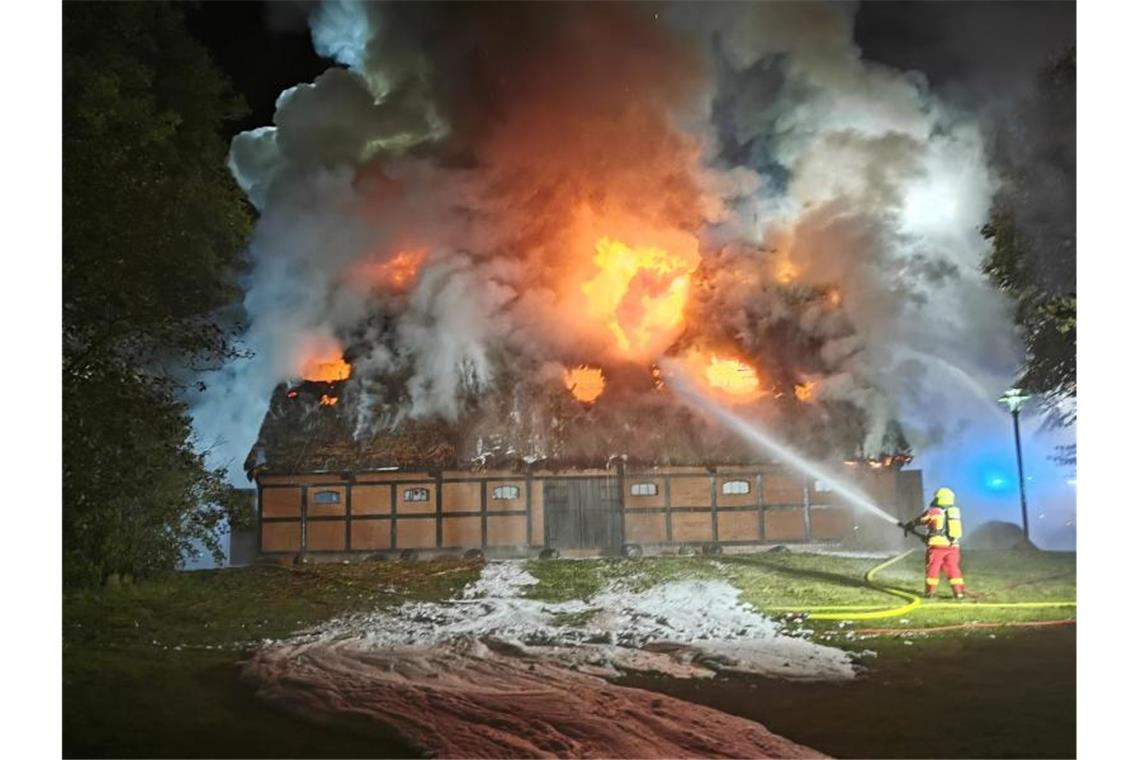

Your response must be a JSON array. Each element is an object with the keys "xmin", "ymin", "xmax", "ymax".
[{"xmin": 766, "ymin": 543, "xmax": 1076, "ymax": 623}]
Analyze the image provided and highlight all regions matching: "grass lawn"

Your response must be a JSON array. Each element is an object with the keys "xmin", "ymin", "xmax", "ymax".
[
  {"xmin": 65, "ymin": 549, "xmax": 1075, "ymax": 758},
  {"xmin": 620, "ymin": 624, "xmax": 1076, "ymax": 759},
  {"xmin": 524, "ymin": 548, "xmax": 1076, "ymax": 633},
  {"xmin": 63, "ymin": 559, "xmax": 482, "ymax": 758}
]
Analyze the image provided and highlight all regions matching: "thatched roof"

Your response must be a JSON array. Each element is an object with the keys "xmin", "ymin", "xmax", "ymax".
[{"xmin": 244, "ymin": 371, "xmax": 911, "ymax": 478}]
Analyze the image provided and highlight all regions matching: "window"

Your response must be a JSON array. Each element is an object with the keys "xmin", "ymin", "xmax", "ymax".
[
  {"xmin": 313, "ymin": 490, "xmax": 340, "ymax": 504},
  {"xmin": 492, "ymin": 485, "xmax": 520, "ymax": 500},
  {"xmin": 814, "ymin": 480, "xmax": 832, "ymax": 492},
  {"xmin": 404, "ymin": 487, "xmax": 430, "ymax": 502},
  {"xmin": 630, "ymin": 482, "xmax": 658, "ymax": 497},
  {"xmin": 722, "ymin": 480, "xmax": 751, "ymax": 495}
]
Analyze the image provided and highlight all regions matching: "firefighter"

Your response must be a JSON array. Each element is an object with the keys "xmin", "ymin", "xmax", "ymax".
[{"xmin": 903, "ymin": 487, "xmax": 966, "ymax": 599}]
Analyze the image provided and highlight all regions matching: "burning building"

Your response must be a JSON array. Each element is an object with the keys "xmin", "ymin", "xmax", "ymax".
[
  {"xmin": 244, "ymin": 346, "xmax": 923, "ymax": 559},
  {"xmin": 197, "ymin": 2, "xmax": 1019, "ymax": 559}
]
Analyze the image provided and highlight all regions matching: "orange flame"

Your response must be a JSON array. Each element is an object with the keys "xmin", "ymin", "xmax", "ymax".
[
  {"xmin": 794, "ymin": 380, "xmax": 818, "ymax": 402},
  {"xmin": 563, "ymin": 365, "xmax": 606, "ymax": 404},
  {"xmin": 352, "ymin": 249, "xmax": 427, "ymax": 292},
  {"xmin": 705, "ymin": 355, "xmax": 762, "ymax": 398},
  {"xmin": 319, "ymin": 394, "xmax": 339, "ymax": 407},
  {"xmin": 671, "ymin": 349, "xmax": 769, "ymax": 404},
  {"xmin": 579, "ymin": 233, "xmax": 698, "ymax": 359},
  {"xmin": 775, "ymin": 258, "xmax": 799, "ymax": 284},
  {"xmin": 301, "ymin": 351, "xmax": 352, "ymax": 382}
]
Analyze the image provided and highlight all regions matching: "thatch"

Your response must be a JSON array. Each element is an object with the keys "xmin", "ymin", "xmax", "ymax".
[
  {"xmin": 244, "ymin": 380, "xmax": 460, "ymax": 476},
  {"xmin": 245, "ymin": 371, "xmax": 913, "ymax": 477}
]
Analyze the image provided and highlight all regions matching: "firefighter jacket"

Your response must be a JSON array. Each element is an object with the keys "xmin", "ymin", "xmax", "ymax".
[{"xmin": 916, "ymin": 505, "xmax": 964, "ymax": 547}]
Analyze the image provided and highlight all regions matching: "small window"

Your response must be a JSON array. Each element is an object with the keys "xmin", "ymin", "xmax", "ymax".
[
  {"xmin": 404, "ymin": 487, "xmax": 430, "ymax": 502},
  {"xmin": 722, "ymin": 480, "xmax": 751, "ymax": 495},
  {"xmin": 492, "ymin": 485, "xmax": 520, "ymax": 500},
  {"xmin": 313, "ymin": 490, "xmax": 340, "ymax": 504},
  {"xmin": 814, "ymin": 480, "xmax": 832, "ymax": 492},
  {"xmin": 630, "ymin": 482, "xmax": 658, "ymax": 497}
]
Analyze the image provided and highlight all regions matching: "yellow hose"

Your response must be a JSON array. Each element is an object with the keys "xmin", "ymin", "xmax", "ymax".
[
  {"xmin": 803, "ymin": 549, "xmax": 923, "ymax": 621},
  {"xmin": 766, "ymin": 550, "xmax": 1077, "ymax": 622}
]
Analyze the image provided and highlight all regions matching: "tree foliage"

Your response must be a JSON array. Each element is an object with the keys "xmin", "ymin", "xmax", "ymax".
[
  {"xmin": 981, "ymin": 48, "xmax": 1076, "ymax": 427},
  {"xmin": 63, "ymin": 3, "xmax": 252, "ymax": 587}
]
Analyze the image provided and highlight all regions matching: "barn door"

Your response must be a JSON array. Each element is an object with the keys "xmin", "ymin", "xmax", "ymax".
[{"xmin": 543, "ymin": 477, "xmax": 622, "ymax": 551}]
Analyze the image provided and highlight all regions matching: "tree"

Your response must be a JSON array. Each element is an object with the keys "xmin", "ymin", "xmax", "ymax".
[
  {"xmin": 63, "ymin": 3, "xmax": 252, "ymax": 587},
  {"xmin": 982, "ymin": 47, "xmax": 1076, "ymax": 428}
]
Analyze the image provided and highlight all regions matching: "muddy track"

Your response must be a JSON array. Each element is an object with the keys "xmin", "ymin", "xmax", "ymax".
[{"xmin": 244, "ymin": 637, "xmax": 827, "ymax": 758}]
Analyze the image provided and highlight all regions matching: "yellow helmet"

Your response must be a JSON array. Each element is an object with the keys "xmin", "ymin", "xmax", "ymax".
[{"xmin": 934, "ymin": 487, "xmax": 956, "ymax": 507}]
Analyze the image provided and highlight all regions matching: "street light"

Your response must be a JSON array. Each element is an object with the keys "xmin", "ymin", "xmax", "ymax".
[{"xmin": 998, "ymin": 388, "xmax": 1032, "ymax": 540}]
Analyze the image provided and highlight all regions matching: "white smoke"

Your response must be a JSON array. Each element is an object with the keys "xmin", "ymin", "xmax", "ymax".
[
  {"xmin": 675, "ymin": 1, "xmax": 1021, "ymax": 454},
  {"xmin": 193, "ymin": 1, "xmax": 1035, "ymax": 498}
]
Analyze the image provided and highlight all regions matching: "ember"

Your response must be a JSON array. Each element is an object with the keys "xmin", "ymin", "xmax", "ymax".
[
  {"xmin": 775, "ymin": 258, "xmax": 799, "ymax": 285},
  {"xmin": 563, "ymin": 365, "xmax": 606, "ymax": 404},
  {"xmin": 319, "ymin": 394, "xmax": 339, "ymax": 407},
  {"xmin": 353, "ymin": 249, "xmax": 427, "ymax": 292},
  {"xmin": 794, "ymin": 380, "xmax": 818, "ymax": 402}
]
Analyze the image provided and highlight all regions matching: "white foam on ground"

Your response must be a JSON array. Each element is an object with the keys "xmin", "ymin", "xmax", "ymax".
[{"xmin": 277, "ymin": 561, "xmax": 857, "ymax": 681}]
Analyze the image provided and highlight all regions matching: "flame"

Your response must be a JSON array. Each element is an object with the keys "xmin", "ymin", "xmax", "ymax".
[
  {"xmin": 352, "ymin": 249, "xmax": 427, "ymax": 292},
  {"xmin": 794, "ymin": 380, "xmax": 818, "ymax": 402},
  {"xmin": 705, "ymin": 355, "xmax": 762, "ymax": 398},
  {"xmin": 563, "ymin": 365, "xmax": 605, "ymax": 404},
  {"xmin": 579, "ymin": 235, "xmax": 697, "ymax": 358},
  {"xmin": 300, "ymin": 350, "xmax": 352, "ymax": 382},
  {"xmin": 775, "ymin": 258, "xmax": 799, "ymax": 284},
  {"xmin": 319, "ymin": 394, "xmax": 339, "ymax": 407},
  {"xmin": 669, "ymin": 349, "xmax": 770, "ymax": 403}
]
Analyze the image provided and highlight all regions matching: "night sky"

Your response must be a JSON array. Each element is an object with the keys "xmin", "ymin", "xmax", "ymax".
[{"xmin": 188, "ymin": 1, "xmax": 1075, "ymax": 140}]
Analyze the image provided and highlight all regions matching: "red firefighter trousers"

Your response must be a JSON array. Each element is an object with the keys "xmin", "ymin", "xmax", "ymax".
[{"xmin": 925, "ymin": 545, "xmax": 965, "ymax": 595}]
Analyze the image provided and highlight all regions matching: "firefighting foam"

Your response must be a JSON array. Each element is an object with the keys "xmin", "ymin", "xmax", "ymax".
[{"xmin": 189, "ymin": 0, "xmax": 1071, "ymax": 540}]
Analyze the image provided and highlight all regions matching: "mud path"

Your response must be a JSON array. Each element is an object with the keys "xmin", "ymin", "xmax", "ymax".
[{"xmin": 244, "ymin": 637, "xmax": 826, "ymax": 758}]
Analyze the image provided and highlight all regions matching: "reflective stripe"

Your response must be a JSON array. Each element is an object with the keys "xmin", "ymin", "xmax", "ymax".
[
  {"xmin": 927, "ymin": 536, "xmax": 951, "ymax": 547},
  {"xmin": 926, "ymin": 578, "xmax": 940, "ymax": 584},
  {"xmin": 949, "ymin": 578, "xmax": 965, "ymax": 584}
]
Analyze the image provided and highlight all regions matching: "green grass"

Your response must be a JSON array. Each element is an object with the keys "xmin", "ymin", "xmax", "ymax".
[
  {"xmin": 528, "ymin": 548, "xmax": 1076, "ymax": 757},
  {"xmin": 524, "ymin": 549, "xmax": 1076, "ymax": 638},
  {"xmin": 64, "ymin": 558, "xmax": 481, "ymax": 758},
  {"xmin": 619, "ymin": 625, "xmax": 1076, "ymax": 759},
  {"xmin": 65, "ymin": 549, "xmax": 1075, "ymax": 758}
]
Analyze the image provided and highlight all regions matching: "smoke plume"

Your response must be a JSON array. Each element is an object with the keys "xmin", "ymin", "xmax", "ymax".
[{"xmin": 193, "ymin": 0, "xmax": 1052, "ymax": 526}]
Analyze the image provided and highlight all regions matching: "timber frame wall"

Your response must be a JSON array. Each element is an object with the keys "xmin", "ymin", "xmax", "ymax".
[{"xmin": 255, "ymin": 463, "xmax": 923, "ymax": 557}]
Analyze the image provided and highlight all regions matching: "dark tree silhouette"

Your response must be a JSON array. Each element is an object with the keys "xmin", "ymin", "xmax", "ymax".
[{"xmin": 63, "ymin": 3, "xmax": 252, "ymax": 586}]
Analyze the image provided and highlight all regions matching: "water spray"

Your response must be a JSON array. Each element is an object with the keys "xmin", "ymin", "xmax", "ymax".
[{"xmin": 660, "ymin": 359, "xmax": 900, "ymax": 526}]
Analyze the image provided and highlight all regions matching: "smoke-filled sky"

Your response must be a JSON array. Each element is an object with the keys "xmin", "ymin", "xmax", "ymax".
[{"xmin": 188, "ymin": 1, "xmax": 1075, "ymax": 550}]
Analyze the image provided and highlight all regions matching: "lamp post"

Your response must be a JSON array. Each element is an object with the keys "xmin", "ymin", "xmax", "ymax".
[{"xmin": 998, "ymin": 388, "xmax": 1032, "ymax": 540}]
